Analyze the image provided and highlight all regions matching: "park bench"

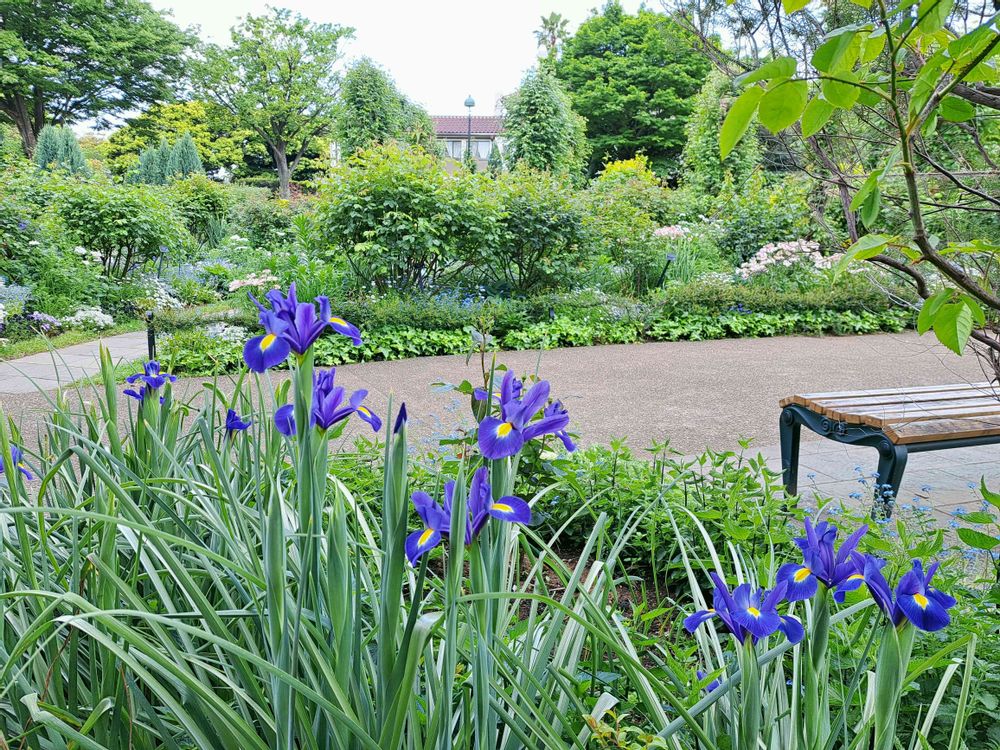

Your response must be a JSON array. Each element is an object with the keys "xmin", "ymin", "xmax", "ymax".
[{"xmin": 779, "ymin": 382, "xmax": 1000, "ymax": 509}]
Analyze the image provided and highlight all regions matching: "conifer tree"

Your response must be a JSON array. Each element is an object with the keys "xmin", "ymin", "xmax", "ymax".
[{"xmin": 167, "ymin": 132, "xmax": 204, "ymax": 177}]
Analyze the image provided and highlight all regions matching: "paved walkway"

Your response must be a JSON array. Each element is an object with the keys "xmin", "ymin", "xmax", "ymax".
[
  {"xmin": 0, "ymin": 332, "xmax": 147, "ymax": 393},
  {"xmin": 0, "ymin": 330, "xmax": 995, "ymax": 513}
]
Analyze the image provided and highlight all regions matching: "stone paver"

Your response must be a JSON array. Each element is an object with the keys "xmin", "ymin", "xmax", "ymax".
[
  {"xmin": 0, "ymin": 329, "xmax": 995, "ymax": 508},
  {"xmin": 0, "ymin": 332, "xmax": 148, "ymax": 394}
]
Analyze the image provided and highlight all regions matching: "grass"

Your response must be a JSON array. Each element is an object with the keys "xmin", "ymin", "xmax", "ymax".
[{"xmin": 0, "ymin": 320, "xmax": 146, "ymax": 361}]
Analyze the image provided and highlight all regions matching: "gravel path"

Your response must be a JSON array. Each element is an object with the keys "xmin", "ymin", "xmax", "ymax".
[{"xmin": 0, "ymin": 331, "xmax": 986, "ymax": 455}]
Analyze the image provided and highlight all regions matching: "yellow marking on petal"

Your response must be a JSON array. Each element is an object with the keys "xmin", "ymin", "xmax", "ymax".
[
  {"xmin": 492, "ymin": 502, "xmax": 513, "ymax": 513},
  {"xmin": 847, "ymin": 574, "xmax": 865, "ymax": 581},
  {"xmin": 357, "ymin": 406, "xmax": 371, "ymax": 417},
  {"xmin": 496, "ymin": 422, "xmax": 514, "ymax": 437},
  {"xmin": 418, "ymin": 528, "xmax": 435, "ymax": 547},
  {"xmin": 331, "ymin": 317, "xmax": 348, "ymax": 327},
  {"xmin": 747, "ymin": 607, "xmax": 761, "ymax": 618},
  {"xmin": 260, "ymin": 334, "xmax": 277, "ymax": 351},
  {"xmin": 794, "ymin": 567, "xmax": 812, "ymax": 583},
  {"xmin": 913, "ymin": 593, "xmax": 928, "ymax": 609}
]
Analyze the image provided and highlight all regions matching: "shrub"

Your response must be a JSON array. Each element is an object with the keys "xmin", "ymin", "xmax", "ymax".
[
  {"xmin": 55, "ymin": 179, "xmax": 191, "ymax": 278},
  {"xmin": 33, "ymin": 125, "xmax": 90, "ymax": 176},
  {"xmin": 480, "ymin": 167, "xmax": 588, "ymax": 294},
  {"xmin": 313, "ymin": 143, "xmax": 499, "ymax": 292},
  {"xmin": 713, "ymin": 173, "xmax": 815, "ymax": 264},
  {"xmin": 168, "ymin": 174, "xmax": 229, "ymax": 245},
  {"xmin": 225, "ymin": 187, "xmax": 297, "ymax": 248}
]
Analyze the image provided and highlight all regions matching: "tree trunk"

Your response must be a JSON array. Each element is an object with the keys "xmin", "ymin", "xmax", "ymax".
[
  {"xmin": 271, "ymin": 142, "xmax": 291, "ymax": 199},
  {"xmin": 2, "ymin": 94, "xmax": 38, "ymax": 155}
]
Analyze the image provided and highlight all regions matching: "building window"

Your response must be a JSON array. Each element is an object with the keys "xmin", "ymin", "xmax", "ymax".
[
  {"xmin": 444, "ymin": 140, "xmax": 464, "ymax": 158},
  {"xmin": 475, "ymin": 140, "xmax": 492, "ymax": 159}
]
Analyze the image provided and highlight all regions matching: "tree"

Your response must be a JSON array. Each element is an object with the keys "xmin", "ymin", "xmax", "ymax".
[
  {"xmin": 681, "ymin": 69, "xmax": 760, "ymax": 195},
  {"xmin": 556, "ymin": 2, "xmax": 711, "ymax": 175},
  {"xmin": 714, "ymin": 0, "xmax": 1000, "ymax": 375},
  {"xmin": 502, "ymin": 67, "xmax": 589, "ymax": 175},
  {"xmin": 193, "ymin": 8, "xmax": 353, "ymax": 198},
  {"xmin": 33, "ymin": 124, "xmax": 89, "ymax": 175},
  {"xmin": 105, "ymin": 101, "xmax": 249, "ymax": 176},
  {"xmin": 167, "ymin": 133, "xmax": 204, "ymax": 178},
  {"xmin": 132, "ymin": 145, "xmax": 167, "ymax": 185},
  {"xmin": 0, "ymin": 0, "xmax": 193, "ymax": 155},
  {"xmin": 487, "ymin": 143, "xmax": 505, "ymax": 175},
  {"xmin": 535, "ymin": 12, "xmax": 570, "ymax": 67}
]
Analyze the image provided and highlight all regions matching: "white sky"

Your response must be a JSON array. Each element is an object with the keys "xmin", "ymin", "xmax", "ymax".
[{"xmin": 151, "ymin": 0, "xmax": 645, "ymax": 116}]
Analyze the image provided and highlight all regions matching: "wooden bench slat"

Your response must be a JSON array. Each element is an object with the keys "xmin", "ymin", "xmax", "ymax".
[
  {"xmin": 828, "ymin": 397, "xmax": 1000, "ymax": 419},
  {"xmin": 886, "ymin": 417, "xmax": 1000, "ymax": 444},
  {"xmin": 790, "ymin": 382, "xmax": 991, "ymax": 401},
  {"xmin": 810, "ymin": 388, "xmax": 999, "ymax": 410}
]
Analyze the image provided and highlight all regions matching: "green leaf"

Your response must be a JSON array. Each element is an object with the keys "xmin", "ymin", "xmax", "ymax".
[
  {"xmin": 981, "ymin": 478, "xmax": 1000, "ymax": 509},
  {"xmin": 960, "ymin": 295, "xmax": 986, "ymax": 327},
  {"xmin": 939, "ymin": 96, "xmax": 975, "ymax": 122},
  {"xmin": 956, "ymin": 527, "xmax": 1000, "ymax": 550},
  {"xmin": 850, "ymin": 171, "xmax": 882, "ymax": 210},
  {"xmin": 720, "ymin": 86, "xmax": 764, "ymax": 159},
  {"xmin": 822, "ymin": 72, "xmax": 861, "ymax": 108},
  {"xmin": 860, "ymin": 186, "xmax": 880, "ymax": 228},
  {"xmin": 757, "ymin": 80, "xmax": 808, "ymax": 133},
  {"xmin": 917, "ymin": 0, "xmax": 954, "ymax": 33},
  {"xmin": 812, "ymin": 30, "xmax": 860, "ymax": 73},
  {"xmin": 738, "ymin": 56, "xmax": 798, "ymax": 85},
  {"xmin": 962, "ymin": 511, "xmax": 995, "ymax": 525},
  {"xmin": 801, "ymin": 97, "xmax": 834, "ymax": 137},
  {"xmin": 782, "ymin": 0, "xmax": 810, "ymax": 12},
  {"xmin": 845, "ymin": 233, "xmax": 891, "ymax": 260},
  {"xmin": 932, "ymin": 302, "xmax": 974, "ymax": 355},
  {"xmin": 917, "ymin": 290, "xmax": 950, "ymax": 335},
  {"xmin": 861, "ymin": 31, "xmax": 886, "ymax": 63}
]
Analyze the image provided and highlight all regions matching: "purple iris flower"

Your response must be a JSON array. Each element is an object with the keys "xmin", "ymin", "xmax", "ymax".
[
  {"xmin": 477, "ymin": 371, "xmax": 573, "ymax": 460},
  {"xmin": 245, "ymin": 284, "xmax": 361, "ymax": 372},
  {"xmin": 0, "ymin": 446, "xmax": 33, "ymax": 480},
  {"xmin": 272, "ymin": 368, "xmax": 380, "ymax": 436},
  {"xmin": 836, "ymin": 556, "xmax": 955, "ymax": 632},
  {"xmin": 776, "ymin": 518, "xmax": 868, "ymax": 601},
  {"xmin": 405, "ymin": 467, "xmax": 531, "ymax": 564},
  {"xmin": 393, "ymin": 403, "xmax": 407, "ymax": 435},
  {"xmin": 684, "ymin": 572, "xmax": 803, "ymax": 645},
  {"xmin": 124, "ymin": 361, "xmax": 176, "ymax": 402},
  {"xmin": 225, "ymin": 409, "xmax": 252, "ymax": 435},
  {"xmin": 243, "ymin": 311, "xmax": 292, "ymax": 373}
]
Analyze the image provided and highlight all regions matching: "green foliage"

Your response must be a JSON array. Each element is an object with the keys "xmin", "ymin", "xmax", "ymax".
[
  {"xmin": 714, "ymin": 173, "xmax": 814, "ymax": 263},
  {"xmin": 55, "ymin": 179, "xmax": 190, "ymax": 278},
  {"xmin": 133, "ymin": 143, "xmax": 168, "ymax": 185},
  {"xmin": 167, "ymin": 132, "xmax": 204, "ymax": 177},
  {"xmin": 0, "ymin": 123, "xmax": 24, "ymax": 167},
  {"xmin": 313, "ymin": 143, "xmax": 499, "ymax": 291},
  {"xmin": 225, "ymin": 188, "xmax": 298, "ymax": 248},
  {"xmin": 556, "ymin": 2, "xmax": 712, "ymax": 175},
  {"xmin": 193, "ymin": 7, "xmax": 352, "ymax": 197},
  {"xmin": 482, "ymin": 167, "xmax": 588, "ymax": 292},
  {"xmin": 335, "ymin": 58, "xmax": 436, "ymax": 155},
  {"xmin": 682, "ymin": 70, "xmax": 761, "ymax": 195},
  {"xmin": 104, "ymin": 100, "xmax": 248, "ymax": 176},
  {"xmin": 32, "ymin": 125, "xmax": 90, "ymax": 175},
  {"xmin": 0, "ymin": 0, "xmax": 192, "ymax": 151},
  {"xmin": 168, "ymin": 174, "xmax": 228, "ymax": 245},
  {"xmin": 501, "ymin": 66, "xmax": 589, "ymax": 175},
  {"xmin": 487, "ymin": 142, "xmax": 504, "ymax": 174}
]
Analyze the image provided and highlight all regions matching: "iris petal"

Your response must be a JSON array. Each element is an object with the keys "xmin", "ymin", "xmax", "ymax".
[
  {"xmin": 478, "ymin": 417, "xmax": 524, "ymax": 460},
  {"xmin": 405, "ymin": 528, "xmax": 442, "ymax": 565},
  {"xmin": 244, "ymin": 333, "xmax": 291, "ymax": 372},
  {"xmin": 487, "ymin": 495, "xmax": 531, "ymax": 524}
]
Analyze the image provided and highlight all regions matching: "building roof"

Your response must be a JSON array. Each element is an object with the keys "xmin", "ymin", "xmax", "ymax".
[{"xmin": 432, "ymin": 115, "xmax": 503, "ymax": 137}]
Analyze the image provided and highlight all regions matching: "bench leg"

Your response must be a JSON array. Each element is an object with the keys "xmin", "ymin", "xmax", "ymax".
[
  {"xmin": 780, "ymin": 408, "xmax": 801, "ymax": 495},
  {"xmin": 875, "ymin": 441, "xmax": 908, "ymax": 517}
]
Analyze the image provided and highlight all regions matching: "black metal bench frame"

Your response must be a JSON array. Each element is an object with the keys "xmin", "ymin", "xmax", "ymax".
[{"xmin": 779, "ymin": 403, "xmax": 1000, "ymax": 512}]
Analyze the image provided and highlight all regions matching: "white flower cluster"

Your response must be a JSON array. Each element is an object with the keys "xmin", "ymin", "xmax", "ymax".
[
  {"xmin": 738, "ymin": 240, "xmax": 843, "ymax": 280},
  {"xmin": 229, "ymin": 271, "xmax": 280, "ymax": 292},
  {"xmin": 205, "ymin": 322, "xmax": 248, "ymax": 343},
  {"xmin": 63, "ymin": 307, "xmax": 114, "ymax": 330},
  {"xmin": 141, "ymin": 277, "xmax": 183, "ymax": 312},
  {"xmin": 73, "ymin": 246, "xmax": 104, "ymax": 266},
  {"xmin": 653, "ymin": 225, "xmax": 688, "ymax": 240},
  {"xmin": 696, "ymin": 271, "xmax": 736, "ymax": 285}
]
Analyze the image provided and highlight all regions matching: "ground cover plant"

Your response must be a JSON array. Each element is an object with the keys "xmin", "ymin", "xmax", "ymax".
[{"xmin": 0, "ymin": 286, "xmax": 991, "ymax": 749}]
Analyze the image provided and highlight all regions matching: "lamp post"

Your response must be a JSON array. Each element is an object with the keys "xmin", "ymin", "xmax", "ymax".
[{"xmin": 464, "ymin": 94, "xmax": 475, "ymax": 161}]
